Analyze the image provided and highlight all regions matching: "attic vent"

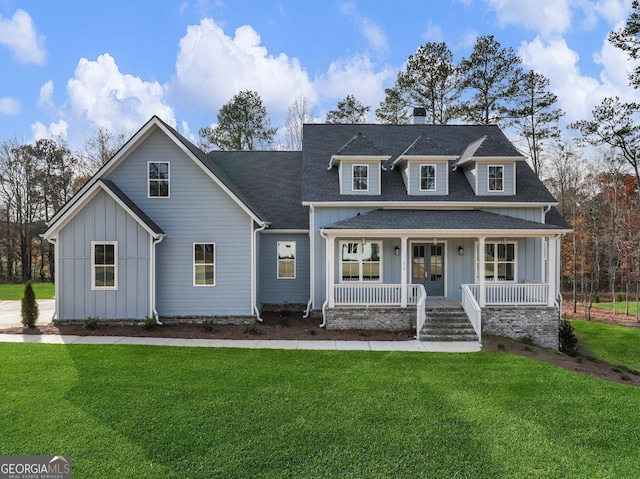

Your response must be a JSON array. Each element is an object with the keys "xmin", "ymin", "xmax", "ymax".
[{"xmin": 411, "ymin": 107, "xmax": 426, "ymax": 125}]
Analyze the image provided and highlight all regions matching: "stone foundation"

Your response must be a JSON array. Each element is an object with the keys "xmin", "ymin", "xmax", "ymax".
[
  {"xmin": 482, "ymin": 306, "xmax": 560, "ymax": 349},
  {"xmin": 325, "ymin": 307, "xmax": 415, "ymax": 331},
  {"xmin": 54, "ymin": 315, "xmax": 256, "ymax": 326}
]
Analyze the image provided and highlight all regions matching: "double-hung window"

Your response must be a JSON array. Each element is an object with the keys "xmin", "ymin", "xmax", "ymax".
[
  {"xmin": 340, "ymin": 241, "xmax": 381, "ymax": 282},
  {"xmin": 352, "ymin": 165, "xmax": 369, "ymax": 191},
  {"xmin": 481, "ymin": 242, "xmax": 516, "ymax": 281},
  {"xmin": 277, "ymin": 241, "xmax": 296, "ymax": 279},
  {"xmin": 92, "ymin": 241, "xmax": 117, "ymax": 289},
  {"xmin": 149, "ymin": 162, "xmax": 170, "ymax": 197},
  {"xmin": 194, "ymin": 243, "xmax": 215, "ymax": 286},
  {"xmin": 420, "ymin": 164, "xmax": 436, "ymax": 191},
  {"xmin": 488, "ymin": 165, "xmax": 504, "ymax": 192}
]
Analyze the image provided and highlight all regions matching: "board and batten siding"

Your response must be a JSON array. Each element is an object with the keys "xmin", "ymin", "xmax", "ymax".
[
  {"xmin": 106, "ymin": 128, "xmax": 253, "ymax": 317},
  {"xmin": 258, "ymin": 233, "xmax": 310, "ymax": 305},
  {"xmin": 58, "ymin": 190, "xmax": 151, "ymax": 320}
]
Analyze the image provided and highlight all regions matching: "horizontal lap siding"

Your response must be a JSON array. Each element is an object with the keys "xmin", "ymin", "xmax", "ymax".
[
  {"xmin": 259, "ymin": 234, "xmax": 310, "ymax": 305},
  {"xmin": 58, "ymin": 190, "xmax": 150, "ymax": 320},
  {"xmin": 106, "ymin": 129, "xmax": 252, "ymax": 317},
  {"xmin": 476, "ymin": 163, "xmax": 514, "ymax": 195},
  {"xmin": 407, "ymin": 161, "xmax": 448, "ymax": 196}
]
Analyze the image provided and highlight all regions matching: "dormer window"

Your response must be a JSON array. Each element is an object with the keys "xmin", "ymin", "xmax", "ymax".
[
  {"xmin": 420, "ymin": 164, "xmax": 436, "ymax": 191},
  {"xmin": 352, "ymin": 165, "xmax": 369, "ymax": 191},
  {"xmin": 488, "ymin": 165, "xmax": 504, "ymax": 192}
]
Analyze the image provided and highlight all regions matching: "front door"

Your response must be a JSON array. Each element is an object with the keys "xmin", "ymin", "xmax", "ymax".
[{"xmin": 412, "ymin": 243, "xmax": 445, "ymax": 296}]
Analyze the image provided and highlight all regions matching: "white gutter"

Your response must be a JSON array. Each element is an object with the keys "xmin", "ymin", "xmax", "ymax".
[
  {"xmin": 319, "ymin": 228, "xmax": 330, "ymax": 328},
  {"xmin": 303, "ymin": 205, "xmax": 315, "ymax": 319},
  {"xmin": 252, "ymin": 221, "xmax": 268, "ymax": 322},
  {"xmin": 151, "ymin": 235, "xmax": 164, "ymax": 325}
]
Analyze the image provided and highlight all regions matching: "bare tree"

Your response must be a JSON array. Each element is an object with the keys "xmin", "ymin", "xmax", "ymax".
[
  {"xmin": 84, "ymin": 126, "xmax": 128, "ymax": 173},
  {"xmin": 283, "ymin": 95, "xmax": 315, "ymax": 151}
]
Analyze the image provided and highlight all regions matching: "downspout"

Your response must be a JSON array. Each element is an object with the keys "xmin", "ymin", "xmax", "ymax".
[
  {"xmin": 319, "ymin": 228, "xmax": 330, "ymax": 328},
  {"xmin": 303, "ymin": 205, "xmax": 315, "ymax": 318},
  {"xmin": 151, "ymin": 235, "xmax": 164, "ymax": 325},
  {"xmin": 542, "ymin": 204, "xmax": 552, "ymax": 223},
  {"xmin": 45, "ymin": 237, "xmax": 58, "ymax": 322},
  {"xmin": 253, "ymin": 222, "xmax": 267, "ymax": 322}
]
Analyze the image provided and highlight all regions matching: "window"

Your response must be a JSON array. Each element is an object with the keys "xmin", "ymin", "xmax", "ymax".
[
  {"xmin": 340, "ymin": 241, "xmax": 381, "ymax": 282},
  {"xmin": 352, "ymin": 164, "xmax": 369, "ymax": 191},
  {"xmin": 480, "ymin": 242, "xmax": 516, "ymax": 281},
  {"xmin": 420, "ymin": 164, "xmax": 436, "ymax": 191},
  {"xmin": 488, "ymin": 165, "xmax": 504, "ymax": 192},
  {"xmin": 194, "ymin": 243, "xmax": 215, "ymax": 286},
  {"xmin": 277, "ymin": 241, "xmax": 296, "ymax": 279},
  {"xmin": 149, "ymin": 162, "xmax": 170, "ymax": 197},
  {"xmin": 92, "ymin": 242, "xmax": 117, "ymax": 289}
]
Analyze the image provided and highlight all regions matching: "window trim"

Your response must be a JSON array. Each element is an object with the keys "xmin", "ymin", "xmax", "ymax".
[
  {"xmin": 419, "ymin": 164, "xmax": 437, "ymax": 191},
  {"xmin": 488, "ymin": 165, "xmax": 504, "ymax": 192},
  {"xmin": 193, "ymin": 242, "xmax": 216, "ymax": 287},
  {"xmin": 352, "ymin": 164, "xmax": 369, "ymax": 192},
  {"xmin": 339, "ymin": 240, "xmax": 383, "ymax": 283},
  {"xmin": 148, "ymin": 161, "xmax": 170, "ymax": 198},
  {"xmin": 475, "ymin": 240, "xmax": 517, "ymax": 282},
  {"xmin": 277, "ymin": 241, "xmax": 297, "ymax": 280},
  {"xmin": 91, "ymin": 241, "xmax": 118, "ymax": 290}
]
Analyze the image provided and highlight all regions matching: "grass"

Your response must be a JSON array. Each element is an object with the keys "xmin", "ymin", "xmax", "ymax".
[
  {"xmin": 0, "ymin": 282, "xmax": 54, "ymax": 300},
  {"xmin": 572, "ymin": 319, "xmax": 640, "ymax": 371},
  {"xmin": 592, "ymin": 300, "xmax": 640, "ymax": 315},
  {"xmin": 0, "ymin": 343, "xmax": 639, "ymax": 478}
]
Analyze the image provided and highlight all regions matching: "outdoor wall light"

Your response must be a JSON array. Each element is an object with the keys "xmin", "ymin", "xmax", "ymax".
[
  {"xmin": 458, "ymin": 246, "xmax": 464, "ymax": 256},
  {"xmin": 394, "ymin": 246, "xmax": 400, "ymax": 256}
]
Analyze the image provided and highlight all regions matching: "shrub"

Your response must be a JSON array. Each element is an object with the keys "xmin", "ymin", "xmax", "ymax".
[
  {"xmin": 243, "ymin": 325, "xmax": 261, "ymax": 335},
  {"xmin": 142, "ymin": 316, "xmax": 157, "ymax": 331},
  {"xmin": 21, "ymin": 281, "xmax": 39, "ymax": 328},
  {"xmin": 615, "ymin": 293, "xmax": 623, "ymax": 302},
  {"xmin": 520, "ymin": 335, "xmax": 534, "ymax": 345},
  {"xmin": 593, "ymin": 293, "xmax": 600, "ymax": 303},
  {"xmin": 201, "ymin": 319, "xmax": 214, "ymax": 332},
  {"xmin": 83, "ymin": 317, "xmax": 99, "ymax": 330},
  {"xmin": 559, "ymin": 318, "xmax": 579, "ymax": 356}
]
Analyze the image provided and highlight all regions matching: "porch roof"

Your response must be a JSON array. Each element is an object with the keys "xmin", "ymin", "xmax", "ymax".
[{"xmin": 321, "ymin": 209, "xmax": 570, "ymax": 234}]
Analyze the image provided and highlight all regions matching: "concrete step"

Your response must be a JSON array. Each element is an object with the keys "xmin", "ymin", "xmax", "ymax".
[{"xmin": 420, "ymin": 307, "xmax": 478, "ymax": 342}]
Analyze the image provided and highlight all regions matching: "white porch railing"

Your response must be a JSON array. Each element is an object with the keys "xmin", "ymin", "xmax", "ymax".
[
  {"xmin": 461, "ymin": 284, "xmax": 482, "ymax": 342},
  {"xmin": 333, "ymin": 283, "xmax": 423, "ymax": 306},
  {"xmin": 467, "ymin": 282, "xmax": 549, "ymax": 306},
  {"xmin": 415, "ymin": 285, "xmax": 427, "ymax": 339}
]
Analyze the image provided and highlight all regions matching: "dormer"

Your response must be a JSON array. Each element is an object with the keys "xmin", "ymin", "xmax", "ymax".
[
  {"xmin": 390, "ymin": 135, "xmax": 456, "ymax": 196},
  {"xmin": 452, "ymin": 135, "xmax": 525, "ymax": 196},
  {"xmin": 328, "ymin": 132, "xmax": 390, "ymax": 195}
]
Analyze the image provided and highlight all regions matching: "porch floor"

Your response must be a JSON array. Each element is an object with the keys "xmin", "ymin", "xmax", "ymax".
[{"xmin": 425, "ymin": 299, "xmax": 461, "ymax": 309}]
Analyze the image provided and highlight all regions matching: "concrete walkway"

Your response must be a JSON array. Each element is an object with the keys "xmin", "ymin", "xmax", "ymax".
[
  {"xmin": 0, "ymin": 333, "xmax": 482, "ymax": 352},
  {"xmin": 0, "ymin": 299, "xmax": 55, "ymax": 328}
]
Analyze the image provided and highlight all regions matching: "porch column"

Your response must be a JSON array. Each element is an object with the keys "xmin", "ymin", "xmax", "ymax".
[
  {"xmin": 478, "ymin": 236, "xmax": 486, "ymax": 307},
  {"xmin": 400, "ymin": 236, "xmax": 408, "ymax": 307},
  {"xmin": 547, "ymin": 235, "xmax": 558, "ymax": 307},
  {"xmin": 327, "ymin": 235, "xmax": 336, "ymax": 307}
]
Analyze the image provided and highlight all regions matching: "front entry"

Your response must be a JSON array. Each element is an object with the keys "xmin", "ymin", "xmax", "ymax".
[{"xmin": 412, "ymin": 243, "xmax": 445, "ymax": 296}]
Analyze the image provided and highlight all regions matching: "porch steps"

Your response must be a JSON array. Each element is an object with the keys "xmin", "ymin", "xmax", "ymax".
[{"xmin": 420, "ymin": 307, "xmax": 478, "ymax": 342}]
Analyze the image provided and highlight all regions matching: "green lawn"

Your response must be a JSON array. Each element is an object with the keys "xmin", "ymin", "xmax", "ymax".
[
  {"xmin": 0, "ymin": 344, "xmax": 638, "ymax": 478},
  {"xmin": 593, "ymin": 300, "xmax": 640, "ymax": 315},
  {"xmin": 572, "ymin": 319, "xmax": 640, "ymax": 371},
  {"xmin": 0, "ymin": 282, "xmax": 54, "ymax": 300}
]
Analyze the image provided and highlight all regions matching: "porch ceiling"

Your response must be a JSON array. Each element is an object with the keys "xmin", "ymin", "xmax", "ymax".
[{"xmin": 321, "ymin": 209, "xmax": 570, "ymax": 235}]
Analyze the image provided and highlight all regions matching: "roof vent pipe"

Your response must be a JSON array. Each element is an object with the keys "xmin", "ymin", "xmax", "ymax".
[{"xmin": 411, "ymin": 107, "xmax": 427, "ymax": 125}]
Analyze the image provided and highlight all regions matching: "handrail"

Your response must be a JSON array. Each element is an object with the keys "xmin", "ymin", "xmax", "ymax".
[
  {"xmin": 461, "ymin": 284, "xmax": 482, "ymax": 342},
  {"xmin": 415, "ymin": 285, "xmax": 427, "ymax": 339},
  {"xmin": 467, "ymin": 282, "xmax": 548, "ymax": 306}
]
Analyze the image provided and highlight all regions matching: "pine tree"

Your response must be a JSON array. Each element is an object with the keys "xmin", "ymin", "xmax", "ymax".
[{"xmin": 21, "ymin": 281, "xmax": 39, "ymax": 328}]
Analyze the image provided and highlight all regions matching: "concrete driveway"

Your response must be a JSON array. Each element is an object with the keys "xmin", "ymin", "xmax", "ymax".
[{"xmin": 0, "ymin": 300, "xmax": 55, "ymax": 328}]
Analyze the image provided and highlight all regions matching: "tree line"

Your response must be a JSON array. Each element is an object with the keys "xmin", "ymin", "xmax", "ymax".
[{"xmin": 3, "ymin": 2, "xmax": 640, "ymax": 305}]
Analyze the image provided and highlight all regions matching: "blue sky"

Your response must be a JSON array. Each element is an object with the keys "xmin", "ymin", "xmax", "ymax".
[{"xmin": 0, "ymin": 0, "xmax": 637, "ymax": 150}]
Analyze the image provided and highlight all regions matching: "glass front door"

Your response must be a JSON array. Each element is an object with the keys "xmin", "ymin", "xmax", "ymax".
[{"xmin": 412, "ymin": 243, "xmax": 445, "ymax": 296}]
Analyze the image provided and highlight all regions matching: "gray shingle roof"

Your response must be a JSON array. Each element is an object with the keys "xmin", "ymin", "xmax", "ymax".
[
  {"xmin": 334, "ymin": 132, "xmax": 386, "ymax": 157},
  {"xmin": 323, "ymin": 209, "xmax": 570, "ymax": 232},
  {"xmin": 100, "ymin": 179, "xmax": 165, "ymax": 235},
  {"xmin": 302, "ymin": 124, "xmax": 556, "ymax": 204}
]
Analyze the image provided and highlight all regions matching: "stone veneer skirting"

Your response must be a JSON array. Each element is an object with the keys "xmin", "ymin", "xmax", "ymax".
[
  {"xmin": 482, "ymin": 306, "xmax": 560, "ymax": 350},
  {"xmin": 325, "ymin": 307, "xmax": 415, "ymax": 331},
  {"xmin": 54, "ymin": 315, "xmax": 256, "ymax": 326}
]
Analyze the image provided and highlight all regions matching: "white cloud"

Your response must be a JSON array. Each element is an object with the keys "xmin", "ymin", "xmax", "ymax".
[
  {"xmin": 360, "ymin": 18, "xmax": 388, "ymax": 54},
  {"xmin": 38, "ymin": 80, "xmax": 55, "ymax": 111},
  {"xmin": 487, "ymin": 0, "xmax": 572, "ymax": 38},
  {"xmin": 66, "ymin": 53, "xmax": 175, "ymax": 133},
  {"xmin": 0, "ymin": 97, "xmax": 20, "ymax": 115},
  {"xmin": 170, "ymin": 18, "xmax": 315, "ymax": 122},
  {"xmin": 31, "ymin": 119, "xmax": 69, "ymax": 141},
  {"xmin": 422, "ymin": 20, "xmax": 444, "ymax": 42},
  {"xmin": 0, "ymin": 9, "xmax": 46, "ymax": 65}
]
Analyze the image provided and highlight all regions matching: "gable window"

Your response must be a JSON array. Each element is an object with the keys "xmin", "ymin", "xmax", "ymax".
[
  {"xmin": 92, "ymin": 241, "xmax": 117, "ymax": 289},
  {"xmin": 478, "ymin": 242, "xmax": 516, "ymax": 281},
  {"xmin": 352, "ymin": 165, "xmax": 369, "ymax": 191},
  {"xmin": 277, "ymin": 241, "xmax": 296, "ymax": 279},
  {"xmin": 488, "ymin": 165, "xmax": 504, "ymax": 192},
  {"xmin": 194, "ymin": 243, "xmax": 215, "ymax": 286},
  {"xmin": 149, "ymin": 162, "xmax": 170, "ymax": 197},
  {"xmin": 420, "ymin": 164, "xmax": 436, "ymax": 191},
  {"xmin": 340, "ymin": 241, "xmax": 381, "ymax": 282}
]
